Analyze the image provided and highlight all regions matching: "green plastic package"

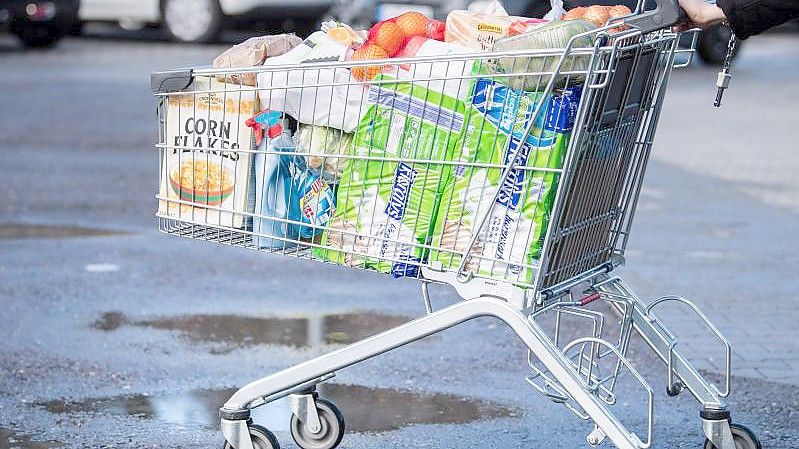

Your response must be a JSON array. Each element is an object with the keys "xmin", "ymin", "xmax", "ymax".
[
  {"xmin": 430, "ymin": 78, "xmax": 581, "ymax": 284},
  {"xmin": 315, "ymin": 75, "xmax": 467, "ymax": 277}
]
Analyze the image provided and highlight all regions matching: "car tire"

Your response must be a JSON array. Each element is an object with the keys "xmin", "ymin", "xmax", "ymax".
[
  {"xmin": 15, "ymin": 25, "xmax": 62, "ymax": 48},
  {"xmin": 161, "ymin": 0, "xmax": 223, "ymax": 43}
]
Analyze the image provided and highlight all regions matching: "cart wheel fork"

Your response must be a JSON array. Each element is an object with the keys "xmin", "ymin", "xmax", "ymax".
[
  {"xmin": 220, "ymin": 414, "xmax": 256, "ymax": 449},
  {"xmin": 288, "ymin": 390, "xmax": 323, "ymax": 435},
  {"xmin": 701, "ymin": 408, "xmax": 736, "ymax": 449}
]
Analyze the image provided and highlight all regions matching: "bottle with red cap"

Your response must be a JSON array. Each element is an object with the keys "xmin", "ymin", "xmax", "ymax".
[{"xmin": 247, "ymin": 110, "xmax": 300, "ymax": 249}]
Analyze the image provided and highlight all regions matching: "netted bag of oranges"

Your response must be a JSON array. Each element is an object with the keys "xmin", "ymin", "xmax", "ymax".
[{"xmin": 348, "ymin": 12, "xmax": 445, "ymax": 82}]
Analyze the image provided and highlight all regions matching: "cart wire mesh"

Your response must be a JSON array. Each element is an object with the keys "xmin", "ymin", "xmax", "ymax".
[{"xmin": 154, "ymin": 25, "xmax": 685, "ymax": 296}]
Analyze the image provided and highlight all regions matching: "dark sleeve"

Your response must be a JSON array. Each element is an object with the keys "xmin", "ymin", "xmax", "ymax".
[{"xmin": 716, "ymin": 0, "xmax": 799, "ymax": 39}]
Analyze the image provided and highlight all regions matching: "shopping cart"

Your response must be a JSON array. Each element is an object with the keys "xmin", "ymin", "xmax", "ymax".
[{"xmin": 151, "ymin": 2, "xmax": 760, "ymax": 448}]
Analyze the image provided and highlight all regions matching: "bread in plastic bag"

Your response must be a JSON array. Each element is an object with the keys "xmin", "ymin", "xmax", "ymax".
[
  {"xmin": 445, "ymin": 10, "xmax": 531, "ymax": 51},
  {"xmin": 295, "ymin": 125, "xmax": 353, "ymax": 183},
  {"xmin": 491, "ymin": 19, "xmax": 595, "ymax": 90},
  {"xmin": 213, "ymin": 34, "xmax": 303, "ymax": 86}
]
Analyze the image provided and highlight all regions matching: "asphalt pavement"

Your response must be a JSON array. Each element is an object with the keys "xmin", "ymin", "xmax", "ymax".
[{"xmin": 0, "ymin": 30, "xmax": 797, "ymax": 449}]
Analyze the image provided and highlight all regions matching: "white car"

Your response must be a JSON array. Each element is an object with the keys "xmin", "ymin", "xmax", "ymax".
[{"xmin": 79, "ymin": 0, "xmax": 334, "ymax": 43}]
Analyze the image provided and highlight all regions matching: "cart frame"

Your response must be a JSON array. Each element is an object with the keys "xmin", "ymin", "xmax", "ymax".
[{"xmin": 150, "ymin": 1, "xmax": 759, "ymax": 448}]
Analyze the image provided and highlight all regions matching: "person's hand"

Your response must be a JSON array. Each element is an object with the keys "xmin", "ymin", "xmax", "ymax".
[{"xmin": 674, "ymin": 0, "xmax": 727, "ymax": 31}]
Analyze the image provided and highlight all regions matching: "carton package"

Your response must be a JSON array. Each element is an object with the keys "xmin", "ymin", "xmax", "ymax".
[
  {"xmin": 158, "ymin": 77, "xmax": 257, "ymax": 229},
  {"xmin": 429, "ymin": 78, "xmax": 581, "ymax": 283},
  {"xmin": 315, "ymin": 74, "xmax": 467, "ymax": 277}
]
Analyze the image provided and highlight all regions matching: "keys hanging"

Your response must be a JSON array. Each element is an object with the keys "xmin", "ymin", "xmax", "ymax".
[{"xmin": 714, "ymin": 25, "xmax": 737, "ymax": 108}]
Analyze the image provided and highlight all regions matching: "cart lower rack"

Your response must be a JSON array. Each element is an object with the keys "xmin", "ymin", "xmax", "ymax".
[{"xmin": 151, "ymin": 1, "xmax": 760, "ymax": 448}]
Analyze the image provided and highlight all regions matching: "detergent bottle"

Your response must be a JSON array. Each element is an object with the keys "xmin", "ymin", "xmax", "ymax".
[{"xmin": 246, "ymin": 110, "xmax": 300, "ymax": 249}]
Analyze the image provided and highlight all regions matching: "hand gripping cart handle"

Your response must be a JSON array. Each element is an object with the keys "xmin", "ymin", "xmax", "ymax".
[{"xmin": 151, "ymin": 1, "xmax": 760, "ymax": 448}]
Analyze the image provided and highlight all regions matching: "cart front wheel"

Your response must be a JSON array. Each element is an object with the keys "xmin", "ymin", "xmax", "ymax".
[
  {"xmin": 703, "ymin": 423, "xmax": 762, "ymax": 449},
  {"xmin": 290, "ymin": 399, "xmax": 345, "ymax": 449},
  {"xmin": 222, "ymin": 424, "xmax": 280, "ymax": 449}
]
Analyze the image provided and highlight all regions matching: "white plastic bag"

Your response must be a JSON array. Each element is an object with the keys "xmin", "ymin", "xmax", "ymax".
[
  {"xmin": 257, "ymin": 68, "xmax": 367, "ymax": 133},
  {"xmin": 256, "ymin": 32, "xmax": 368, "ymax": 132}
]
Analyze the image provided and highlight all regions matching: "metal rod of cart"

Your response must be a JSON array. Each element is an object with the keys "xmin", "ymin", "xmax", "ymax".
[{"xmin": 151, "ymin": 1, "xmax": 760, "ymax": 448}]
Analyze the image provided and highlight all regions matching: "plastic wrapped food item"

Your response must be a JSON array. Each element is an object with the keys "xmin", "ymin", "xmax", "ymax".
[
  {"xmin": 445, "ymin": 10, "xmax": 530, "ymax": 50},
  {"xmin": 346, "ymin": 12, "xmax": 443, "ymax": 81},
  {"xmin": 322, "ymin": 21, "xmax": 367, "ymax": 46},
  {"xmin": 430, "ymin": 79, "xmax": 581, "ymax": 283},
  {"xmin": 315, "ymin": 74, "xmax": 467, "ymax": 277},
  {"xmin": 563, "ymin": 5, "xmax": 632, "ymax": 28},
  {"xmin": 295, "ymin": 125, "xmax": 353, "ymax": 183},
  {"xmin": 213, "ymin": 34, "xmax": 303, "ymax": 86},
  {"xmin": 390, "ymin": 37, "xmax": 483, "ymax": 100},
  {"xmin": 491, "ymin": 19, "xmax": 595, "ymax": 90},
  {"xmin": 509, "ymin": 18, "xmax": 549, "ymax": 36}
]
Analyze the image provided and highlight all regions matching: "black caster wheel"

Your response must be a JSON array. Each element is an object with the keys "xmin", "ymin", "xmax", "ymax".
[
  {"xmin": 703, "ymin": 423, "xmax": 762, "ymax": 449},
  {"xmin": 290, "ymin": 399, "xmax": 345, "ymax": 449},
  {"xmin": 223, "ymin": 424, "xmax": 280, "ymax": 449}
]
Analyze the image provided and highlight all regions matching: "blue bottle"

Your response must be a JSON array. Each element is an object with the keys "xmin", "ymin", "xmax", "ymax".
[{"xmin": 247, "ymin": 111, "xmax": 298, "ymax": 249}]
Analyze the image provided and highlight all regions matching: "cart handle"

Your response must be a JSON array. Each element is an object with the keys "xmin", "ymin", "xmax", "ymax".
[{"xmin": 625, "ymin": 0, "xmax": 686, "ymax": 34}]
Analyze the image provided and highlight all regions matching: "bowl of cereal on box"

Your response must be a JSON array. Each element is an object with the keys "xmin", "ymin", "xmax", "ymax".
[{"xmin": 170, "ymin": 160, "xmax": 234, "ymax": 205}]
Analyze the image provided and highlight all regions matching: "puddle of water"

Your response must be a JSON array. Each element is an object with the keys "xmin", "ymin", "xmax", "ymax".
[
  {"xmin": 0, "ymin": 427, "xmax": 60, "ymax": 449},
  {"xmin": 92, "ymin": 312, "xmax": 414, "ymax": 351},
  {"xmin": 0, "ymin": 224, "xmax": 127, "ymax": 240},
  {"xmin": 41, "ymin": 384, "xmax": 516, "ymax": 434}
]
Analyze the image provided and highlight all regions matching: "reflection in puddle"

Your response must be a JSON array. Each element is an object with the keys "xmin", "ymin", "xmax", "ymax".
[
  {"xmin": 0, "ymin": 224, "xmax": 127, "ymax": 239},
  {"xmin": 42, "ymin": 384, "xmax": 515, "ymax": 433},
  {"xmin": 0, "ymin": 427, "xmax": 60, "ymax": 449},
  {"xmin": 92, "ymin": 312, "xmax": 414, "ymax": 351}
]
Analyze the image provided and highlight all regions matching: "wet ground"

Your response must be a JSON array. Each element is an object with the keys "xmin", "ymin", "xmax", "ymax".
[
  {"xmin": 1, "ymin": 29, "xmax": 798, "ymax": 449},
  {"xmin": 40, "ymin": 383, "xmax": 515, "ymax": 434}
]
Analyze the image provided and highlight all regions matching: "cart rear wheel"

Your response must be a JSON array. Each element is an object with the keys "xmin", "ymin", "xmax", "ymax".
[
  {"xmin": 703, "ymin": 423, "xmax": 761, "ymax": 449},
  {"xmin": 222, "ymin": 424, "xmax": 279, "ymax": 449},
  {"xmin": 290, "ymin": 399, "xmax": 345, "ymax": 449}
]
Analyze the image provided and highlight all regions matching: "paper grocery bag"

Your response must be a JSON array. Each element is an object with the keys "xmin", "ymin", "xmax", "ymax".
[{"xmin": 158, "ymin": 77, "xmax": 257, "ymax": 229}]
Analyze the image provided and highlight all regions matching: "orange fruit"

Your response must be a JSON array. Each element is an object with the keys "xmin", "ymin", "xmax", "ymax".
[
  {"xmin": 395, "ymin": 12, "xmax": 429, "ymax": 37},
  {"xmin": 369, "ymin": 21, "xmax": 405, "ymax": 56},
  {"xmin": 350, "ymin": 44, "xmax": 389, "ymax": 81}
]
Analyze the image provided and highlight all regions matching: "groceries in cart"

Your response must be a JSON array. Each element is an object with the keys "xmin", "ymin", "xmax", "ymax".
[
  {"xmin": 562, "ymin": 5, "xmax": 633, "ymax": 28},
  {"xmin": 247, "ymin": 110, "xmax": 337, "ymax": 249},
  {"xmin": 431, "ymin": 80, "xmax": 581, "ymax": 283},
  {"xmin": 295, "ymin": 125, "xmax": 354, "ymax": 184},
  {"xmin": 212, "ymin": 34, "xmax": 303, "ymax": 86},
  {"xmin": 444, "ymin": 8, "xmax": 533, "ymax": 50},
  {"xmin": 157, "ymin": 77, "xmax": 257, "ymax": 229},
  {"xmin": 314, "ymin": 74, "xmax": 466, "ymax": 278},
  {"xmin": 156, "ymin": 0, "xmax": 643, "ymax": 277}
]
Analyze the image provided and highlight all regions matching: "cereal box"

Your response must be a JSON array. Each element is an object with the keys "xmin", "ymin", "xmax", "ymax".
[{"xmin": 158, "ymin": 77, "xmax": 257, "ymax": 228}]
